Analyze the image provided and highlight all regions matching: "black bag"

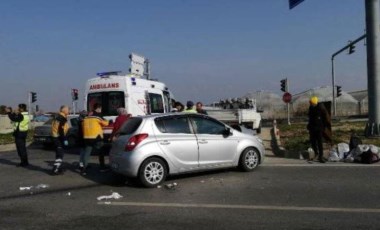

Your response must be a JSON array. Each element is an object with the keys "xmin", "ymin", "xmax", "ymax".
[
  {"xmin": 349, "ymin": 135, "xmax": 362, "ymax": 151},
  {"xmin": 361, "ymin": 150, "xmax": 380, "ymax": 164}
]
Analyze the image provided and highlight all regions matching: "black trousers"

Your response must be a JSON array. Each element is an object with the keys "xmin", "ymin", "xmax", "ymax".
[
  {"xmin": 309, "ymin": 129, "xmax": 324, "ymax": 159},
  {"xmin": 15, "ymin": 135, "xmax": 28, "ymax": 164},
  {"xmin": 53, "ymin": 137, "xmax": 65, "ymax": 160}
]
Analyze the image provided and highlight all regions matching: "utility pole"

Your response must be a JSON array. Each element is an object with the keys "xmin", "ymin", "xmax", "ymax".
[{"xmin": 365, "ymin": 0, "xmax": 380, "ymax": 136}]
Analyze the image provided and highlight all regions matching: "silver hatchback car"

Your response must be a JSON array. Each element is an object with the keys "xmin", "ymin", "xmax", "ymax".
[{"xmin": 110, "ymin": 113, "xmax": 265, "ymax": 187}]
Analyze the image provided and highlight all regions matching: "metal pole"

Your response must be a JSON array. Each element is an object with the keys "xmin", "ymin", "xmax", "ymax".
[
  {"xmin": 365, "ymin": 0, "xmax": 380, "ymax": 136},
  {"xmin": 331, "ymin": 57, "xmax": 336, "ymax": 117},
  {"xmin": 28, "ymin": 92, "xmax": 31, "ymax": 115}
]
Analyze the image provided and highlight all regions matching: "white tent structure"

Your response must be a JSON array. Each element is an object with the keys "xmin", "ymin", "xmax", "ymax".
[
  {"xmin": 292, "ymin": 86, "xmax": 359, "ymax": 116},
  {"xmin": 242, "ymin": 91, "xmax": 286, "ymax": 119}
]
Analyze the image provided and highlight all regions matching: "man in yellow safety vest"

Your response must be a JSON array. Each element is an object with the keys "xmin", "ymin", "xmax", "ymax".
[{"xmin": 6, "ymin": 104, "xmax": 30, "ymax": 167}]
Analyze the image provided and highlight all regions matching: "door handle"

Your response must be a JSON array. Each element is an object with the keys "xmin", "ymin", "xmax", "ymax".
[
  {"xmin": 199, "ymin": 140, "xmax": 208, "ymax": 144},
  {"xmin": 159, "ymin": 141, "xmax": 170, "ymax": 145}
]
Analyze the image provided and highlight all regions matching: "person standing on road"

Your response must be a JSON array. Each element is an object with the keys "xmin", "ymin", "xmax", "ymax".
[
  {"xmin": 6, "ymin": 104, "xmax": 30, "ymax": 167},
  {"xmin": 196, "ymin": 102, "xmax": 208, "ymax": 115},
  {"xmin": 51, "ymin": 105, "xmax": 70, "ymax": 174},
  {"xmin": 81, "ymin": 103, "xmax": 109, "ymax": 175},
  {"xmin": 110, "ymin": 107, "xmax": 131, "ymax": 142},
  {"xmin": 184, "ymin": 101, "xmax": 197, "ymax": 113},
  {"xmin": 307, "ymin": 97, "xmax": 330, "ymax": 163}
]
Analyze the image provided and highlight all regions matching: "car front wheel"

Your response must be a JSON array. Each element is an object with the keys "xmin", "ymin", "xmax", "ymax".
[
  {"xmin": 139, "ymin": 158, "xmax": 167, "ymax": 188},
  {"xmin": 239, "ymin": 148, "xmax": 260, "ymax": 171}
]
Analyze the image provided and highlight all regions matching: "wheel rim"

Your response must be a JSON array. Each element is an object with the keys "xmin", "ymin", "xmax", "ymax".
[
  {"xmin": 144, "ymin": 162, "xmax": 164, "ymax": 184},
  {"xmin": 245, "ymin": 150, "xmax": 259, "ymax": 169}
]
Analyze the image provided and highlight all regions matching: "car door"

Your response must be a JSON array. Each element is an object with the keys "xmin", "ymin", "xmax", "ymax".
[
  {"xmin": 190, "ymin": 116, "xmax": 239, "ymax": 169},
  {"xmin": 153, "ymin": 116, "xmax": 199, "ymax": 172}
]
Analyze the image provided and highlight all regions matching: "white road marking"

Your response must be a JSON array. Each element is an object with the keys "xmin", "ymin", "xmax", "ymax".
[{"xmin": 99, "ymin": 201, "xmax": 380, "ymax": 213}]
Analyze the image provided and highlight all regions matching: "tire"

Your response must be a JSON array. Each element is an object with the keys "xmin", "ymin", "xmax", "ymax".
[
  {"xmin": 138, "ymin": 157, "xmax": 167, "ymax": 188},
  {"xmin": 239, "ymin": 147, "xmax": 260, "ymax": 172}
]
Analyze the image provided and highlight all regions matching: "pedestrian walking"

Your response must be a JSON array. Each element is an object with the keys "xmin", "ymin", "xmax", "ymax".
[
  {"xmin": 80, "ymin": 103, "xmax": 109, "ymax": 175},
  {"xmin": 307, "ymin": 97, "xmax": 330, "ymax": 163},
  {"xmin": 184, "ymin": 101, "xmax": 197, "ymax": 113},
  {"xmin": 51, "ymin": 105, "xmax": 70, "ymax": 174},
  {"xmin": 6, "ymin": 104, "xmax": 30, "ymax": 167},
  {"xmin": 196, "ymin": 102, "xmax": 208, "ymax": 115},
  {"xmin": 110, "ymin": 107, "xmax": 131, "ymax": 142}
]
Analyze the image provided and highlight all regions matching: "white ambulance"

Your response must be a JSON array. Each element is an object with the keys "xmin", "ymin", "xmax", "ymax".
[{"xmin": 84, "ymin": 71, "xmax": 173, "ymax": 137}]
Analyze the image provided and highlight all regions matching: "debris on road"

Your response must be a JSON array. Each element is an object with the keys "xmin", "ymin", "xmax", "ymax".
[
  {"xmin": 200, "ymin": 180, "xmax": 205, "ymax": 183},
  {"xmin": 66, "ymin": 192, "xmax": 71, "ymax": 196},
  {"xmin": 36, "ymin": 184, "xmax": 49, "ymax": 189},
  {"xmin": 19, "ymin": 184, "xmax": 50, "ymax": 191},
  {"xmin": 97, "ymin": 192, "xmax": 123, "ymax": 201},
  {"xmin": 157, "ymin": 185, "xmax": 162, "ymax": 189},
  {"xmin": 165, "ymin": 183, "xmax": 178, "ymax": 190},
  {"xmin": 19, "ymin": 186, "xmax": 33, "ymax": 191}
]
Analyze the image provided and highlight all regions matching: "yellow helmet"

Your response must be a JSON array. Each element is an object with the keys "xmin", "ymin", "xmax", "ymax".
[{"xmin": 310, "ymin": 96, "xmax": 318, "ymax": 105}]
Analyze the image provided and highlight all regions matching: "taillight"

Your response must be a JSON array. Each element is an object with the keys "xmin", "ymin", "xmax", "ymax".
[{"xmin": 125, "ymin": 133, "xmax": 149, "ymax": 151}]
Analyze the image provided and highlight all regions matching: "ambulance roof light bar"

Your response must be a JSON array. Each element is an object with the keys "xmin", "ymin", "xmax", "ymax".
[{"xmin": 96, "ymin": 71, "xmax": 122, "ymax": 77}]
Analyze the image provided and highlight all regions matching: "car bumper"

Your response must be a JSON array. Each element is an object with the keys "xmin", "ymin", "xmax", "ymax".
[{"xmin": 109, "ymin": 153, "xmax": 140, "ymax": 177}]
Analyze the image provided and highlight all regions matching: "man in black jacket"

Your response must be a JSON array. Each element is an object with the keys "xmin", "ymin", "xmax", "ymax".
[
  {"xmin": 6, "ymin": 104, "xmax": 30, "ymax": 167},
  {"xmin": 307, "ymin": 97, "xmax": 330, "ymax": 163}
]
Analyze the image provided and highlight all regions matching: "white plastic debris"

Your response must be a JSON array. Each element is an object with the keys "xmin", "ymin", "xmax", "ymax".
[
  {"xmin": 308, "ymin": 147, "xmax": 315, "ymax": 159},
  {"xmin": 328, "ymin": 149, "xmax": 340, "ymax": 162},
  {"xmin": 36, "ymin": 184, "xmax": 49, "ymax": 189},
  {"xmin": 19, "ymin": 186, "xmax": 33, "ymax": 191},
  {"xmin": 157, "ymin": 185, "xmax": 162, "ymax": 189},
  {"xmin": 165, "ymin": 183, "xmax": 178, "ymax": 189},
  {"xmin": 370, "ymin": 145, "xmax": 379, "ymax": 155},
  {"xmin": 97, "ymin": 192, "xmax": 123, "ymax": 201},
  {"xmin": 66, "ymin": 192, "xmax": 71, "ymax": 196},
  {"xmin": 337, "ymin": 143, "xmax": 350, "ymax": 159}
]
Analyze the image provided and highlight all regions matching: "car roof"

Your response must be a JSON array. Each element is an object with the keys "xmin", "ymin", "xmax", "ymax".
[{"xmin": 138, "ymin": 113, "xmax": 207, "ymax": 119}]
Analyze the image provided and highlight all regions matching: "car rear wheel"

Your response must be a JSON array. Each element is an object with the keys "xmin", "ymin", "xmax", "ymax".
[
  {"xmin": 239, "ymin": 148, "xmax": 260, "ymax": 171},
  {"xmin": 139, "ymin": 158, "xmax": 167, "ymax": 188}
]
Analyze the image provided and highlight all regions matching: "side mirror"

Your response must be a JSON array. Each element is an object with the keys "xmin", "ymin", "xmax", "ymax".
[{"xmin": 222, "ymin": 127, "xmax": 232, "ymax": 137}]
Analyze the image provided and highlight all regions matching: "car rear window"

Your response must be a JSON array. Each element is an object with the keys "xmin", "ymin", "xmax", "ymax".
[{"xmin": 118, "ymin": 117, "xmax": 143, "ymax": 135}]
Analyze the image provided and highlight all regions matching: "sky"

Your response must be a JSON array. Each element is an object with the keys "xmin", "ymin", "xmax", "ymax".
[{"xmin": 0, "ymin": 0, "xmax": 368, "ymax": 111}]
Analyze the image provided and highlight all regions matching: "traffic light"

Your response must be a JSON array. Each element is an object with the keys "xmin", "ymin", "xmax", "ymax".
[
  {"xmin": 72, "ymin": 89, "xmax": 79, "ymax": 101},
  {"xmin": 280, "ymin": 79, "xmax": 287, "ymax": 92},
  {"xmin": 348, "ymin": 44, "xmax": 355, "ymax": 55},
  {"xmin": 336, "ymin": 85, "xmax": 342, "ymax": 98},
  {"xmin": 31, "ymin": 92, "xmax": 37, "ymax": 103}
]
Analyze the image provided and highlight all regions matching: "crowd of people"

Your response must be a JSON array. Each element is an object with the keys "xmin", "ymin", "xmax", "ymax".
[{"xmin": 6, "ymin": 99, "xmax": 209, "ymax": 175}]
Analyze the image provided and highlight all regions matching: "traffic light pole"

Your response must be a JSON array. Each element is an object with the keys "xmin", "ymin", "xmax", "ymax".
[
  {"xmin": 365, "ymin": 0, "xmax": 380, "ymax": 136},
  {"xmin": 331, "ymin": 34, "xmax": 366, "ymax": 117}
]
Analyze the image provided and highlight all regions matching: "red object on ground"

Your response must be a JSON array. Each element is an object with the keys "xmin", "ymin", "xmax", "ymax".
[{"xmin": 283, "ymin": 92, "xmax": 292, "ymax": 103}]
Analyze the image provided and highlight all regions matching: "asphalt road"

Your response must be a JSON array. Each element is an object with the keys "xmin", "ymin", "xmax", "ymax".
[{"xmin": 1, "ymin": 143, "xmax": 380, "ymax": 230}]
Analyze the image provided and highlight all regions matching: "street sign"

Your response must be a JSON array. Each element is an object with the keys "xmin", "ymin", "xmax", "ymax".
[
  {"xmin": 283, "ymin": 92, "xmax": 292, "ymax": 103},
  {"xmin": 289, "ymin": 0, "xmax": 305, "ymax": 9}
]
